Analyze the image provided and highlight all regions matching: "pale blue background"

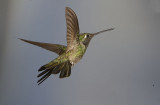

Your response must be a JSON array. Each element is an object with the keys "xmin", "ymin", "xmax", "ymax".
[{"xmin": 0, "ymin": 0, "xmax": 160, "ymax": 105}]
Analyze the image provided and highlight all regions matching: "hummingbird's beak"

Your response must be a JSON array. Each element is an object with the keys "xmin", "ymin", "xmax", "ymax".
[{"xmin": 92, "ymin": 28, "xmax": 114, "ymax": 36}]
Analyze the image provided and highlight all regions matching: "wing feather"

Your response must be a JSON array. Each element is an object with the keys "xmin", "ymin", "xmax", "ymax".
[
  {"xmin": 65, "ymin": 7, "xmax": 80, "ymax": 52},
  {"xmin": 19, "ymin": 38, "xmax": 66, "ymax": 55}
]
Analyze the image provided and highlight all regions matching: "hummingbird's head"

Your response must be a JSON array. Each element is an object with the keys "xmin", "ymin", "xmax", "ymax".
[
  {"xmin": 79, "ymin": 33, "xmax": 94, "ymax": 47},
  {"xmin": 79, "ymin": 28, "xmax": 114, "ymax": 47}
]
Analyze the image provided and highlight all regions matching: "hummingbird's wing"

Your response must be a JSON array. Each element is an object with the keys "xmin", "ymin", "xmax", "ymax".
[
  {"xmin": 65, "ymin": 7, "xmax": 80, "ymax": 52},
  {"xmin": 19, "ymin": 38, "xmax": 66, "ymax": 55}
]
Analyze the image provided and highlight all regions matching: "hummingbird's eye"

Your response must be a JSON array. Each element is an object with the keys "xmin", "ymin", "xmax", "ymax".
[{"xmin": 85, "ymin": 34, "xmax": 89, "ymax": 38}]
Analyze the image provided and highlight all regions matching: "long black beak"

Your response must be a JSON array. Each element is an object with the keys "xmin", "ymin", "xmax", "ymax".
[{"xmin": 92, "ymin": 28, "xmax": 114, "ymax": 35}]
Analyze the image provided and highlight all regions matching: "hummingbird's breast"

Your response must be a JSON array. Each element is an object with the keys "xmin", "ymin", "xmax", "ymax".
[{"xmin": 68, "ymin": 43, "xmax": 86, "ymax": 65}]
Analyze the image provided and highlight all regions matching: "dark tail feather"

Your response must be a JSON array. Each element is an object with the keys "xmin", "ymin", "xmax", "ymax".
[
  {"xmin": 37, "ymin": 70, "xmax": 52, "ymax": 85},
  {"xmin": 38, "ymin": 66, "xmax": 46, "ymax": 71},
  {"xmin": 37, "ymin": 69, "xmax": 50, "ymax": 77},
  {"xmin": 59, "ymin": 61, "xmax": 71, "ymax": 78},
  {"xmin": 37, "ymin": 61, "xmax": 72, "ymax": 85},
  {"xmin": 52, "ymin": 63, "xmax": 64, "ymax": 74}
]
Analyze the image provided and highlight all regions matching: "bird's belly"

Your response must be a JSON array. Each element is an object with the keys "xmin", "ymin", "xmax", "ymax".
[
  {"xmin": 69, "ymin": 44, "xmax": 86, "ymax": 65},
  {"xmin": 69, "ymin": 54, "xmax": 83, "ymax": 65},
  {"xmin": 69, "ymin": 50, "xmax": 84, "ymax": 65}
]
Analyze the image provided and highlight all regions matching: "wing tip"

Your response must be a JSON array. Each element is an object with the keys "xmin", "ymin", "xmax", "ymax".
[
  {"xmin": 18, "ymin": 38, "xmax": 25, "ymax": 41},
  {"xmin": 66, "ymin": 7, "xmax": 71, "ymax": 10},
  {"xmin": 18, "ymin": 38, "xmax": 29, "ymax": 43}
]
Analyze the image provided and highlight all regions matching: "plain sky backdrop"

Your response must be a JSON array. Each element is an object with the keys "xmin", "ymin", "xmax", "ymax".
[{"xmin": 0, "ymin": 0, "xmax": 160, "ymax": 105}]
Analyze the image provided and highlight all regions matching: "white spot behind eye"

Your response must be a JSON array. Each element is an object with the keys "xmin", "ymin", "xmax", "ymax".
[{"xmin": 85, "ymin": 35, "xmax": 89, "ymax": 38}]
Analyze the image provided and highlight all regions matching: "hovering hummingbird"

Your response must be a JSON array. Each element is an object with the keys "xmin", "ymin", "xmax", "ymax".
[{"xmin": 19, "ymin": 7, "xmax": 114, "ymax": 85}]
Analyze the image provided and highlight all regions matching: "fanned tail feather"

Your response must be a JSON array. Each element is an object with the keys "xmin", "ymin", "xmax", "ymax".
[
  {"xmin": 37, "ymin": 61, "xmax": 72, "ymax": 85},
  {"xmin": 59, "ymin": 62, "xmax": 71, "ymax": 78}
]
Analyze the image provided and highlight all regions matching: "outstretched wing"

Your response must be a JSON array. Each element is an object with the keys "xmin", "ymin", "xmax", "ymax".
[
  {"xmin": 19, "ymin": 38, "xmax": 66, "ymax": 55},
  {"xmin": 65, "ymin": 7, "xmax": 80, "ymax": 52}
]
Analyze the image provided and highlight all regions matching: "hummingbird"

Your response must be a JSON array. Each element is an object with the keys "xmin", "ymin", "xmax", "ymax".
[{"xmin": 19, "ymin": 7, "xmax": 114, "ymax": 85}]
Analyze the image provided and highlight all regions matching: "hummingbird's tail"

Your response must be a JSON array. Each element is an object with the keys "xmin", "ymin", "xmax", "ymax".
[{"xmin": 37, "ymin": 60, "xmax": 72, "ymax": 85}]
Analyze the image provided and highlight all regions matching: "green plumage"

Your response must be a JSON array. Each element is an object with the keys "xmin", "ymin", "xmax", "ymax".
[{"xmin": 19, "ymin": 7, "xmax": 114, "ymax": 85}]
